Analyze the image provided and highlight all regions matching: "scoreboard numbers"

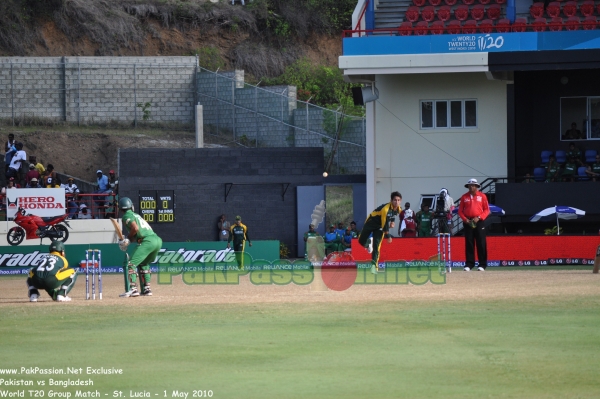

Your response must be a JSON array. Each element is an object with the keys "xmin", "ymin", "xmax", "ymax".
[{"xmin": 138, "ymin": 190, "xmax": 175, "ymax": 223}]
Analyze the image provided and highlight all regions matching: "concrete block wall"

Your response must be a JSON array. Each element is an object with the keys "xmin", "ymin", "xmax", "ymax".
[
  {"xmin": 0, "ymin": 56, "xmax": 197, "ymax": 124},
  {"xmin": 119, "ymin": 147, "xmax": 324, "ymax": 250}
]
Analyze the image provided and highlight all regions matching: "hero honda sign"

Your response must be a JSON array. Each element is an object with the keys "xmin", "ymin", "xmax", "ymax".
[
  {"xmin": 6, "ymin": 188, "xmax": 66, "ymax": 218},
  {"xmin": 448, "ymin": 34, "xmax": 504, "ymax": 52}
]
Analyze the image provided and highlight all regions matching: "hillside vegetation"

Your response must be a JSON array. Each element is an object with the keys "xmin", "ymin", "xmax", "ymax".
[{"xmin": 0, "ymin": 0, "xmax": 355, "ymax": 81}]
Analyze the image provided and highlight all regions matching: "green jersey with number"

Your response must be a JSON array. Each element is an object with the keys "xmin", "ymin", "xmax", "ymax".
[
  {"xmin": 122, "ymin": 210, "xmax": 157, "ymax": 241},
  {"xmin": 29, "ymin": 253, "xmax": 68, "ymax": 280}
]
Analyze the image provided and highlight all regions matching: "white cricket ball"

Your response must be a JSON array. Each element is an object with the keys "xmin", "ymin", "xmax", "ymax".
[{"xmin": 323, "ymin": 172, "xmax": 328, "ymax": 177}]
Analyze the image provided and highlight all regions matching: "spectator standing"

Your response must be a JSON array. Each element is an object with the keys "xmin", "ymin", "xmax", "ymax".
[
  {"xmin": 217, "ymin": 214, "xmax": 231, "ymax": 241},
  {"xmin": 357, "ymin": 191, "xmax": 402, "ymax": 274},
  {"xmin": 324, "ymin": 224, "xmax": 342, "ymax": 254},
  {"xmin": 62, "ymin": 178, "xmax": 80, "ymax": 219},
  {"xmin": 109, "ymin": 170, "xmax": 119, "ymax": 194},
  {"xmin": 29, "ymin": 156, "xmax": 45, "ymax": 178},
  {"xmin": 416, "ymin": 204, "xmax": 434, "ymax": 237},
  {"xmin": 4, "ymin": 134, "xmax": 16, "ymax": 173},
  {"xmin": 43, "ymin": 164, "xmax": 57, "ymax": 187},
  {"xmin": 227, "ymin": 215, "xmax": 252, "ymax": 270},
  {"xmin": 401, "ymin": 216, "xmax": 417, "ymax": 238},
  {"xmin": 7, "ymin": 142, "xmax": 26, "ymax": 183},
  {"xmin": 26, "ymin": 163, "xmax": 40, "ymax": 186},
  {"xmin": 94, "ymin": 170, "xmax": 111, "ymax": 219},
  {"xmin": 399, "ymin": 202, "xmax": 413, "ymax": 223},
  {"xmin": 458, "ymin": 179, "xmax": 490, "ymax": 271}
]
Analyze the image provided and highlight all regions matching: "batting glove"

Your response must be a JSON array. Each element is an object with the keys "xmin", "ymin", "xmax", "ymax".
[{"xmin": 118, "ymin": 238, "xmax": 130, "ymax": 252}]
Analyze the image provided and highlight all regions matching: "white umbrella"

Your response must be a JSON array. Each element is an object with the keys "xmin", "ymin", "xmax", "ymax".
[{"xmin": 529, "ymin": 206, "xmax": 586, "ymax": 235}]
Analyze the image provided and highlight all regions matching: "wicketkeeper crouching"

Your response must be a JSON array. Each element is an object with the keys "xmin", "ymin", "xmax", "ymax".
[{"xmin": 117, "ymin": 197, "xmax": 163, "ymax": 297}]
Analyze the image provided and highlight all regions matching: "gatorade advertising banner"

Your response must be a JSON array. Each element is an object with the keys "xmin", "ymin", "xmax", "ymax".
[
  {"xmin": 0, "ymin": 241, "xmax": 280, "ymax": 275},
  {"xmin": 351, "ymin": 236, "xmax": 600, "ymax": 267}
]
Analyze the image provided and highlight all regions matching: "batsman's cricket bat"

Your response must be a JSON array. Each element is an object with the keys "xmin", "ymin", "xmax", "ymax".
[
  {"xmin": 593, "ymin": 245, "xmax": 600, "ymax": 274},
  {"xmin": 110, "ymin": 217, "xmax": 124, "ymax": 241}
]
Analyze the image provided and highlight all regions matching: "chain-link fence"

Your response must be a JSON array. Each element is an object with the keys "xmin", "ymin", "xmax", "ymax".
[
  {"xmin": 0, "ymin": 57, "xmax": 198, "ymax": 130},
  {"xmin": 197, "ymin": 67, "xmax": 366, "ymax": 174}
]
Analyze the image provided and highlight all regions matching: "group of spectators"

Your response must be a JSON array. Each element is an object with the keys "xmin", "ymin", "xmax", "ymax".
[
  {"xmin": 3, "ymin": 134, "xmax": 119, "ymax": 219},
  {"xmin": 526, "ymin": 142, "xmax": 600, "ymax": 183}
]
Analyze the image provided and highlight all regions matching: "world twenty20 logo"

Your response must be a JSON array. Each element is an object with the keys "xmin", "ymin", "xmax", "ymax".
[{"xmin": 477, "ymin": 34, "xmax": 504, "ymax": 51}]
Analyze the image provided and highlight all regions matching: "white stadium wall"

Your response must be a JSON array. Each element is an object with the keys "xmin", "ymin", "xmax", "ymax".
[{"xmin": 370, "ymin": 72, "xmax": 508, "ymax": 209}]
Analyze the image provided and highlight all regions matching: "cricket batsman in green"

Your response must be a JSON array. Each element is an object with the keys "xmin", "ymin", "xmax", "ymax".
[
  {"xmin": 118, "ymin": 197, "xmax": 163, "ymax": 297},
  {"xmin": 27, "ymin": 241, "xmax": 77, "ymax": 302},
  {"xmin": 227, "ymin": 215, "xmax": 252, "ymax": 270},
  {"xmin": 358, "ymin": 191, "xmax": 402, "ymax": 274}
]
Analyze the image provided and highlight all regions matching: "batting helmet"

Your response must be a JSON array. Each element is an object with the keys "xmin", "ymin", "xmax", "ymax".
[
  {"xmin": 118, "ymin": 197, "xmax": 133, "ymax": 210},
  {"xmin": 49, "ymin": 240, "xmax": 65, "ymax": 253}
]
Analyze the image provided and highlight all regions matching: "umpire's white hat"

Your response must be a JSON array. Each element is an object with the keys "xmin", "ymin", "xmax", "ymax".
[{"xmin": 464, "ymin": 178, "xmax": 481, "ymax": 188}]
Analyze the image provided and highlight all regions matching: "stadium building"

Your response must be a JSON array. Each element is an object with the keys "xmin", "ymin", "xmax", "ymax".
[{"xmin": 340, "ymin": 0, "xmax": 600, "ymax": 233}]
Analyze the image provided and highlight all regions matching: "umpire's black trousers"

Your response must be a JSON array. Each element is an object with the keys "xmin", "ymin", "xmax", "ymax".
[{"xmin": 464, "ymin": 219, "xmax": 487, "ymax": 269}]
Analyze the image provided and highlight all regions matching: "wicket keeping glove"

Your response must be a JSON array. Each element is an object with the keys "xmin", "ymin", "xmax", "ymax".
[{"xmin": 118, "ymin": 238, "xmax": 130, "ymax": 252}]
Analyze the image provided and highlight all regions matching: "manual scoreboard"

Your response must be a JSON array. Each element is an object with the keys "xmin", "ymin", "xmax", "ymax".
[{"xmin": 138, "ymin": 190, "xmax": 175, "ymax": 223}]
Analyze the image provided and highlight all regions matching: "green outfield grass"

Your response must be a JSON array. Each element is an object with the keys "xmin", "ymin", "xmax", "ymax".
[{"xmin": 1, "ymin": 296, "xmax": 599, "ymax": 399}]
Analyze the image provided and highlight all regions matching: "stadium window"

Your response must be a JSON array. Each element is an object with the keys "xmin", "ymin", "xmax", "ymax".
[
  {"xmin": 420, "ymin": 99, "xmax": 477, "ymax": 129},
  {"xmin": 559, "ymin": 96, "xmax": 600, "ymax": 140}
]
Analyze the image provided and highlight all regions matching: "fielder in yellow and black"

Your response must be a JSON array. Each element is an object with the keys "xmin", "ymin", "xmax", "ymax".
[
  {"xmin": 358, "ymin": 191, "xmax": 402, "ymax": 274},
  {"xmin": 227, "ymin": 215, "xmax": 252, "ymax": 270},
  {"xmin": 27, "ymin": 240, "xmax": 77, "ymax": 302}
]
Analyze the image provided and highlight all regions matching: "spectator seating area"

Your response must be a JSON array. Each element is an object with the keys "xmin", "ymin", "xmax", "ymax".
[
  {"xmin": 397, "ymin": 0, "xmax": 600, "ymax": 35},
  {"xmin": 533, "ymin": 148, "xmax": 598, "ymax": 182}
]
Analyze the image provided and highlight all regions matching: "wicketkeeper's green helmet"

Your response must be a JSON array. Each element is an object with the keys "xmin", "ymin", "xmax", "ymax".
[
  {"xmin": 119, "ymin": 197, "xmax": 133, "ymax": 210},
  {"xmin": 49, "ymin": 240, "xmax": 65, "ymax": 253}
]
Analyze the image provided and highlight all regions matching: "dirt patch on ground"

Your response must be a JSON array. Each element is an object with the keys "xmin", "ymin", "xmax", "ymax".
[
  {"xmin": 1, "ymin": 270, "xmax": 598, "ymax": 307},
  {"xmin": 2, "ymin": 129, "xmax": 196, "ymax": 183}
]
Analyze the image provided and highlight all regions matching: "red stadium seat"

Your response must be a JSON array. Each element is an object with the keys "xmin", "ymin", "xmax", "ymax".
[
  {"xmin": 479, "ymin": 19, "xmax": 493, "ymax": 32},
  {"xmin": 487, "ymin": 4, "xmax": 501, "ymax": 20},
  {"xmin": 479, "ymin": 0, "xmax": 491, "ymax": 5},
  {"xmin": 447, "ymin": 20, "xmax": 462, "ymax": 33},
  {"xmin": 530, "ymin": 2, "xmax": 544, "ymax": 18},
  {"xmin": 495, "ymin": 0, "xmax": 506, "ymax": 4},
  {"xmin": 406, "ymin": 6, "xmax": 420, "ymax": 23},
  {"xmin": 422, "ymin": 6, "xmax": 436, "ymax": 21},
  {"xmin": 415, "ymin": 21, "xmax": 429, "ymax": 35},
  {"xmin": 548, "ymin": 17, "xmax": 563, "ymax": 30},
  {"xmin": 562, "ymin": 1, "xmax": 577, "ymax": 17},
  {"xmin": 462, "ymin": 19, "xmax": 478, "ymax": 33},
  {"xmin": 463, "ymin": 0, "xmax": 475, "ymax": 5},
  {"xmin": 431, "ymin": 20, "xmax": 445, "ymax": 34},
  {"xmin": 399, "ymin": 21, "xmax": 414, "ymax": 35},
  {"xmin": 444, "ymin": 0, "xmax": 458, "ymax": 5},
  {"xmin": 512, "ymin": 17, "xmax": 527, "ymax": 31},
  {"xmin": 532, "ymin": 17, "xmax": 547, "ymax": 31},
  {"xmin": 471, "ymin": 4, "xmax": 485, "ymax": 20},
  {"xmin": 582, "ymin": 15, "xmax": 597, "ymax": 30},
  {"xmin": 495, "ymin": 18, "xmax": 511, "ymax": 32},
  {"xmin": 454, "ymin": 5, "xmax": 469, "ymax": 20},
  {"xmin": 429, "ymin": 0, "xmax": 442, "ymax": 6},
  {"xmin": 437, "ymin": 6, "xmax": 452, "ymax": 21},
  {"xmin": 580, "ymin": 1, "xmax": 595, "ymax": 17},
  {"xmin": 413, "ymin": 0, "xmax": 426, "ymax": 7},
  {"xmin": 546, "ymin": 2, "xmax": 560, "ymax": 18},
  {"xmin": 565, "ymin": 15, "xmax": 580, "ymax": 30}
]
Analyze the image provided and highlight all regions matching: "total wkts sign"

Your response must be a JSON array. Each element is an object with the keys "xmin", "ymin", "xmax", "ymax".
[{"xmin": 6, "ymin": 188, "xmax": 66, "ymax": 219}]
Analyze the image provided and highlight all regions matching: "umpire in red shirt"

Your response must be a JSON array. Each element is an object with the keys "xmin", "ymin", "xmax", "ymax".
[{"xmin": 458, "ymin": 179, "xmax": 490, "ymax": 271}]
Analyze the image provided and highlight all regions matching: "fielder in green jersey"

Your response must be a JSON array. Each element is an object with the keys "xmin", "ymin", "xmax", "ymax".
[
  {"xmin": 416, "ymin": 205, "xmax": 434, "ymax": 237},
  {"xmin": 358, "ymin": 191, "xmax": 402, "ymax": 273},
  {"xmin": 27, "ymin": 241, "xmax": 77, "ymax": 302},
  {"xmin": 227, "ymin": 215, "xmax": 252, "ymax": 270},
  {"xmin": 118, "ymin": 197, "xmax": 163, "ymax": 297}
]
